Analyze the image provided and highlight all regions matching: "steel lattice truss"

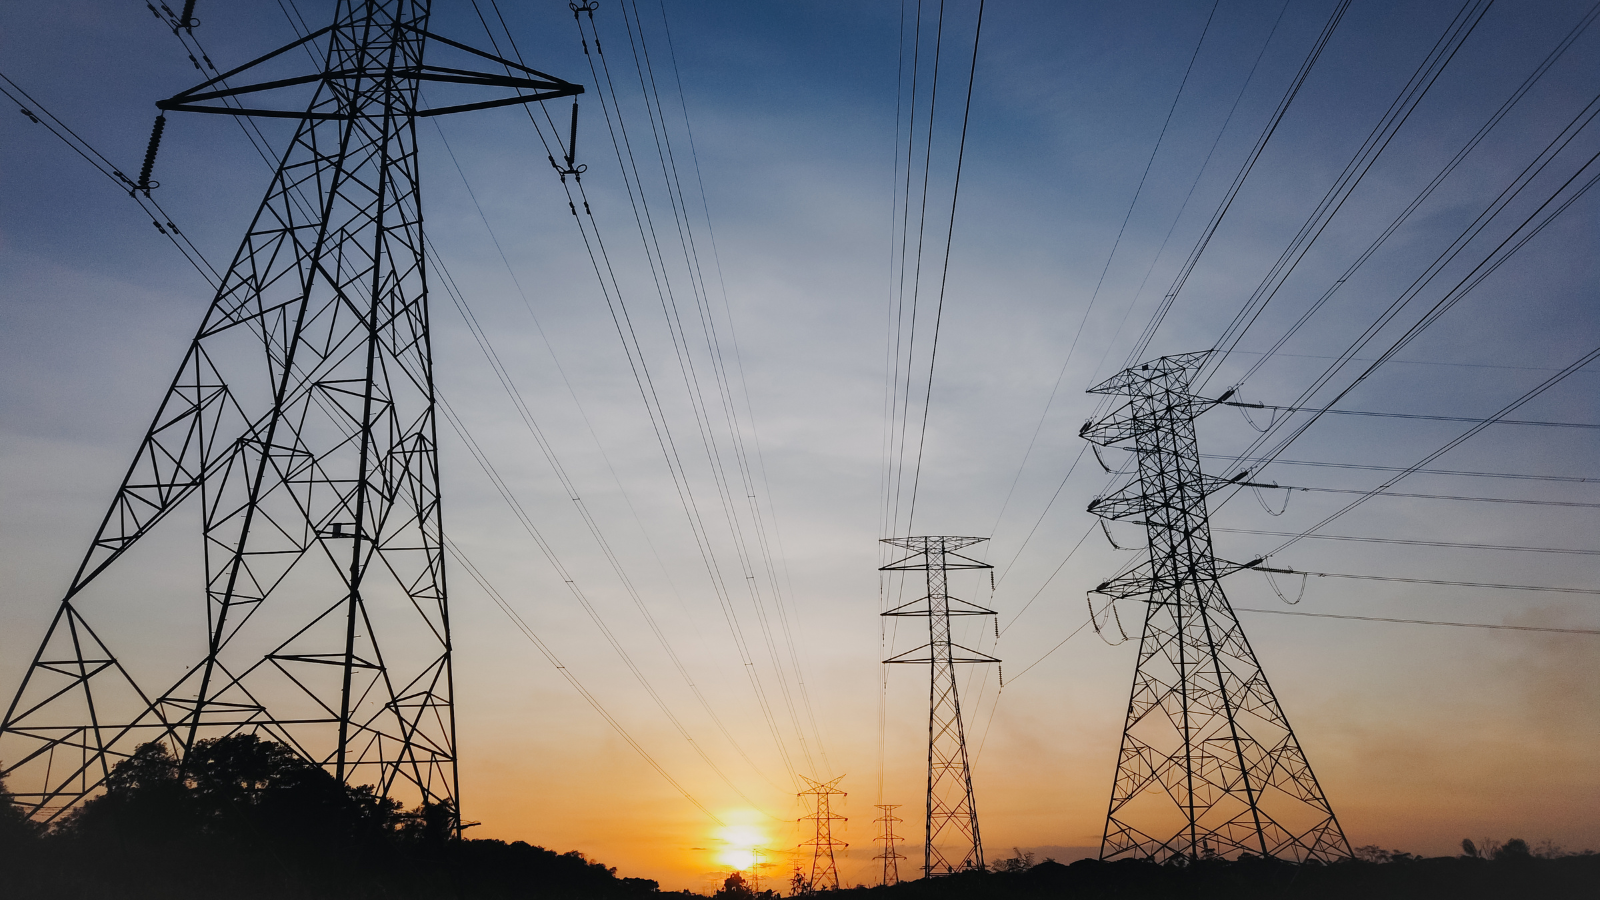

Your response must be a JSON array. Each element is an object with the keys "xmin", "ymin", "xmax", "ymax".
[
  {"xmin": 0, "ymin": 0, "xmax": 579, "ymax": 825},
  {"xmin": 798, "ymin": 775, "xmax": 848, "ymax": 891},
  {"xmin": 881, "ymin": 536, "xmax": 997, "ymax": 876},
  {"xmin": 873, "ymin": 803, "xmax": 906, "ymax": 886},
  {"xmin": 1082, "ymin": 352, "xmax": 1351, "ymax": 863}
]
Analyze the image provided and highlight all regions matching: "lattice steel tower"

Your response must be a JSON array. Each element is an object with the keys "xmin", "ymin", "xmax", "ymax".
[
  {"xmin": 873, "ymin": 803, "xmax": 906, "ymax": 886},
  {"xmin": 1081, "ymin": 352, "xmax": 1350, "ymax": 863},
  {"xmin": 798, "ymin": 776, "xmax": 847, "ymax": 892},
  {"xmin": 881, "ymin": 536, "xmax": 997, "ymax": 876},
  {"xmin": 0, "ymin": 0, "xmax": 581, "ymax": 827}
]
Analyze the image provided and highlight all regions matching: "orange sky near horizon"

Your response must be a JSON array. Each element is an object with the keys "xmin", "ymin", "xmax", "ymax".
[{"xmin": 1, "ymin": 2, "xmax": 1597, "ymax": 895}]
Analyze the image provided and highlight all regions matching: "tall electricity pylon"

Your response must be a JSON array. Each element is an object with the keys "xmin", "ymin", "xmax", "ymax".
[
  {"xmin": 881, "ymin": 536, "xmax": 997, "ymax": 876},
  {"xmin": 0, "ymin": 1, "xmax": 581, "ymax": 828},
  {"xmin": 798, "ymin": 776, "xmax": 847, "ymax": 892},
  {"xmin": 1081, "ymin": 352, "xmax": 1351, "ymax": 863},
  {"xmin": 873, "ymin": 803, "xmax": 907, "ymax": 885}
]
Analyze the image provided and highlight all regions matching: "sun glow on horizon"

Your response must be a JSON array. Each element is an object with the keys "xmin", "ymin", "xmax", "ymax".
[{"xmin": 715, "ymin": 820, "xmax": 770, "ymax": 870}]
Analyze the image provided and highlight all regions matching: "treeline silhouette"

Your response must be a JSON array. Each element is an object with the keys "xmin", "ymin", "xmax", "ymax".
[
  {"xmin": 0, "ymin": 735, "xmax": 681, "ymax": 899},
  {"xmin": 826, "ymin": 844, "xmax": 1599, "ymax": 899},
  {"xmin": 5, "ymin": 740, "xmax": 1596, "ymax": 898}
]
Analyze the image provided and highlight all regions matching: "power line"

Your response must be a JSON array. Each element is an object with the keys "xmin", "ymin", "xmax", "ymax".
[
  {"xmin": 466, "ymin": 0, "xmax": 817, "ymax": 789},
  {"xmin": 255, "ymin": 0, "xmax": 788, "ymax": 815},
  {"xmin": 1234, "ymin": 607, "xmax": 1600, "ymax": 635},
  {"xmin": 443, "ymin": 538, "xmax": 729, "ymax": 825},
  {"xmin": 1254, "ymin": 343, "xmax": 1600, "ymax": 559},
  {"xmin": 1, "ymin": 70, "xmax": 220, "ymax": 286},
  {"xmin": 1226, "ymin": 401, "xmax": 1599, "ymax": 429},
  {"xmin": 988, "ymin": 0, "xmax": 1234, "ymax": 544},
  {"xmin": 905, "ymin": 0, "xmax": 986, "ymax": 534},
  {"xmin": 1247, "ymin": 483, "xmax": 1600, "ymax": 509},
  {"xmin": 1119, "ymin": 0, "xmax": 1353, "ymax": 372},
  {"xmin": 1214, "ymin": 100, "xmax": 1600, "ymax": 482},
  {"xmin": 883, "ymin": 0, "xmax": 932, "ymax": 554},
  {"xmin": 1205, "ymin": 455, "xmax": 1597, "ymax": 484},
  {"xmin": 1253, "ymin": 568, "xmax": 1600, "ymax": 596},
  {"xmin": 562, "ymin": 1, "xmax": 812, "ymax": 784},
  {"xmin": 426, "ymin": 118, "xmax": 789, "ymax": 799},
  {"xmin": 617, "ymin": 0, "xmax": 832, "ymax": 778},
  {"xmin": 434, "ymin": 385, "xmax": 779, "ymax": 816},
  {"xmin": 1199, "ymin": 0, "xmax": 1496, "ymax": 385},
  {"xmin": 1219, "ymin": 528, "xmax": 1600, "ymax": 556},
  {"xmin": 1222, "ymin": 0, "xmax": 1600, "ymax": 387},
  {"xmin": 650, "ymin": 0, "xmax": 833, "ymax": 784}
]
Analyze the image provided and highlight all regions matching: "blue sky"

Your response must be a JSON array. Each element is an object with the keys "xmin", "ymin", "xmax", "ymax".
[{"xmin": 2, "ymin": 0, "xmax": 1597, "ymax": 888}]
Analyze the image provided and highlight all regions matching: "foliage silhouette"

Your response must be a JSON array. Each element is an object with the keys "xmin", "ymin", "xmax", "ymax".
[
  {"xmin": 820, "ymin": 850, "xmax": 1599, "ymax": 899},
  {"xmin": 5, "ymin": 747, "xmax": 1597, "ymax": 899},
  {"xmin": 2, "ymin": 737, "xmax": 682, "ymax": 899},
  {"xmin": 712, "ymin": 870, "xmax": 778, "ymax": 898}
]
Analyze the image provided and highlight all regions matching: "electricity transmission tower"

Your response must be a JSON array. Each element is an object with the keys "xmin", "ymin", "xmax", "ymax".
[
  {"xmin": 881, "ymin": 537, "xmax": 997, "ymax": 876},
  {"xmin": 1081, "ymin": 352, "xmax": 1351, "ymax": 863},
  {"xmin": 798, "ymin": 776, "xmax": 847, "ymax": 892},
  {"xmin": 0, "ymin": 1, "xmax": 581, "ymax": 828},
  {"xmin": 873, "ymin": 803, "xmax": 906, "ymax": 886},
  {"xmin": 746, "ymin": 846, "xmax": 770, "ymax": 893}
]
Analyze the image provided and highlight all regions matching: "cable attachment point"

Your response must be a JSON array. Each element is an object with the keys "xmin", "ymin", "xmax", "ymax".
[
  {"xmin": 1100, "ymin": 519, "xmax": 1122, "ymax": 550},
  {"xmin": 175, "ymin": 0, "xmax": 200, "ymax": 32},
  {"xmin": 1260, "ymin": 562, "xmax": 1308, "ymax": 605},
  {"xmin": 549, "ymin": 101, "xmax": 586, "ymax": 181},
  {"xmin": 134, "ymin": 114, "xmax": 166, "ymax": 197},
  {"xmin": 570, "ymin": 0, "xmax": 600, "ymax": 18},
  {"xmin": 1251, "ymin": 482, "xmax": 1291, "ymax": 516}
]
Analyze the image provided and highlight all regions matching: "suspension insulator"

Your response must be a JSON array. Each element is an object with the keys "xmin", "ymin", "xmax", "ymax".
[{"xmin": 136, "ymin": 115, "xmax": 167, "ymax": 196}]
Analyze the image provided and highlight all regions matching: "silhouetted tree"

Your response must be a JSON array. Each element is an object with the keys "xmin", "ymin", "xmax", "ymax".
[
  {"xmin": 996, "ymin": 847, "xmax": 1036, "ymax": 872},
  {"xmin": 58, "ymin": 734, "xmax": 400, "ymax": 855},
  {"xmin": 1533, "ymin": 839, "xmax": 1565, "ymax": 859},
  {"xmin": 1495, "ymin": 837, "xmax": 1532, "ymax": 861},
  {"xmin": 56, "ymin": 740, "xmax": 191, "ymax": 844},
  {"xmin": 0, "ymin": 768, "xmax": 43, "ymax": 851},
  {"xmin": 397, "ymin": 798, "xmax": 458, "ymax": 845},
  {"xmin": 716, "ymin": 871, "xmax": 758, "ymax": 898}
]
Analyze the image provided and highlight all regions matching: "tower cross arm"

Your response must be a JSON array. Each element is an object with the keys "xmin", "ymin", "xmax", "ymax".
[
  {"xmin": 157, "ymin": 20, "xmax": 582, "ymax": 120},
  {"xmin": 1089, "ymin": 470, "xmax": 1252, "ymax": 519}
]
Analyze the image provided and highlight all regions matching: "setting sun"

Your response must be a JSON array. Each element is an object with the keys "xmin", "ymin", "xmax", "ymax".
[{"xmin": 716, "ymin": 821, "xmax": 770, "ymax": 870}]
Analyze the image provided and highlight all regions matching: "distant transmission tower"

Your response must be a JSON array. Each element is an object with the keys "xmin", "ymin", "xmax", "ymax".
[
  {"xmin": 747, "ymin": 846, "xmax": 769, "ymax": 893},
  {"xmin": 881, "ymin": 536, "xmax": 997, "ymax": 876},
  {"xmin": 798, "ymin": 776, "xmax": 847, "ymax": 892},
  {"xmin": 0, "ymin": 1, "xmax": 581, "ymax": 828},
  {"xmin": 873, "ymin": 803, "xmax": 906, "ymax": 885},
  {"xmin": 1082, "ymin": 352, "xmax": 1351, "ymax": 863}
]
